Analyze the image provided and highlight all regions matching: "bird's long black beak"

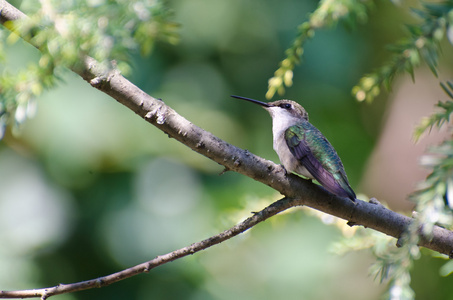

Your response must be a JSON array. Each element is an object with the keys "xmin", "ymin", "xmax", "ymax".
[{"xmin": 231, "ymin": 95, "xmax": 272, "ymax": 107}]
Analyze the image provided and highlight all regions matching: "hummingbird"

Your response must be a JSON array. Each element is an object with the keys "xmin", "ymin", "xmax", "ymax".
[{"xmin": 232, "ymin": 95, "xmax": 356, "ymax": 202}]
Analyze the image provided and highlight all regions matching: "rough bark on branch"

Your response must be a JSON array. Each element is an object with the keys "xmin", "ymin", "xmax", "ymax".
[{"xmin": 1, "ymin": 0, "xmax": 453, "ymax": 298}]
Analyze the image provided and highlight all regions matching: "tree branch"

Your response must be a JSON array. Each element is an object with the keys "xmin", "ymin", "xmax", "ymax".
[
  {"xmin": 1, "ymin": 0, "xmax": 453, "ymax": 298},
  {"xmin": 0, "ymin": 197, "xmax": 295, "ymax": 299}
]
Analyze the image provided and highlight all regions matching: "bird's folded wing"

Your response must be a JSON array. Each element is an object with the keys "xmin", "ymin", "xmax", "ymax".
[{"xmin": 285, "ymin": 126, "xmax": 350, "ymax": 198}]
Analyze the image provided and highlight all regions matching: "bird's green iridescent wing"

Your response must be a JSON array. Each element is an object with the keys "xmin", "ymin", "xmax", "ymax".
[{"xmin": 285, "ymin": 123, "xmax": 356, "ymax": 201}]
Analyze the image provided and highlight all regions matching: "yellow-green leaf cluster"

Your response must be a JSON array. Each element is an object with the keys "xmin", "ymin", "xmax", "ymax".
[
  {"xmin": 266, "ymin": 0, "xmax": 373, "ymax": 99},
  {"xmin": 0, "ymin": 0, "xmax": 179, "ymax": 139},
  {"xmin": 353, "ymin": 1, "xmax": 453, "ymax": 102}
]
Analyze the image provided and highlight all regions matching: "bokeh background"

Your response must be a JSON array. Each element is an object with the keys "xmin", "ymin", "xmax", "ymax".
[{"xmin": 1, "ymin": 0, "xmax": 453, "ymax": 299}]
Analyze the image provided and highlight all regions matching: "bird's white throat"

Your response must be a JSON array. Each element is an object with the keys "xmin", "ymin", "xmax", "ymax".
[{"xmin": 265, "ymin": 107, "xmax": 302, "ymax": 139}]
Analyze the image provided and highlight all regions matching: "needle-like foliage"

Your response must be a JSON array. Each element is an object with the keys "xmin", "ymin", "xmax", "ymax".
[
  {"xmin": 266, "ymin": 0, "xmax": 373, "ymax": 99},
  {"xmin": 0, "ymin": 0, "xmax": 178, "ymax": 139},
  {"xmin": 266, "ymin": 0, "xmax": 453, "ymax": 102},
  {"xmin": 352, "ymin": 2, "xmax": 453, "ymax": 102}
]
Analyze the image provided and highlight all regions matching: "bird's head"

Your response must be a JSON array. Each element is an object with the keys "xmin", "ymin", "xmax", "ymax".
[{"xmin": 231, "ymin": 96, "xmax": 308, "ymax": 121}]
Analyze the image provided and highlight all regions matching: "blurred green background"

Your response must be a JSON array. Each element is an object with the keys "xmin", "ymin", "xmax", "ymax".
[{"xmin": 1, "ymin": 0, "xmax": 453, "ymax": 299}]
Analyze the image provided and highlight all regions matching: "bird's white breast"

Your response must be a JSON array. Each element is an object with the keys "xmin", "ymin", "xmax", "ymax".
[{"xmin": 268, "ymin": 107, "xmax": 313, "ymax": 178}]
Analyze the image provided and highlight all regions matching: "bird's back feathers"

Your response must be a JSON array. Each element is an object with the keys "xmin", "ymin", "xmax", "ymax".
[{"xmin": 285, "ymin": 122, "xmax": 356, "ymax": 201}]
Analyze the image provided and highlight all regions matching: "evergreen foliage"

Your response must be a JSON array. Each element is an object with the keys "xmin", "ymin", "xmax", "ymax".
[{"xmin": 0, "ymin": 0, "xmax": 177, "ymax": 138}]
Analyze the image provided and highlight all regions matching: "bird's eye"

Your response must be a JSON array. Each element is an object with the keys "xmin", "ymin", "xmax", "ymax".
[{"xmin": 281, "ymin": 103, "xmax": 292, "ymax": 109}]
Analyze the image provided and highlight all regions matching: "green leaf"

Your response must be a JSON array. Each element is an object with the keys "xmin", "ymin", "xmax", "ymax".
[{"xmin": 440, "ymin": 260, "xmax": 453, "ymax": 276}]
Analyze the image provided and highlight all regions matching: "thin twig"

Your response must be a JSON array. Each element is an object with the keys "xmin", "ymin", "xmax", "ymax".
[{"xmin": 0, "ymin": 198, "xmax": 296, "ymax": 299}]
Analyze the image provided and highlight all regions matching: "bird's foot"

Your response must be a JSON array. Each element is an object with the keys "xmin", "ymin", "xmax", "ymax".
[{"xmin": 279, "ymin": 164, "xmax": 288, "ymax": 176}]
